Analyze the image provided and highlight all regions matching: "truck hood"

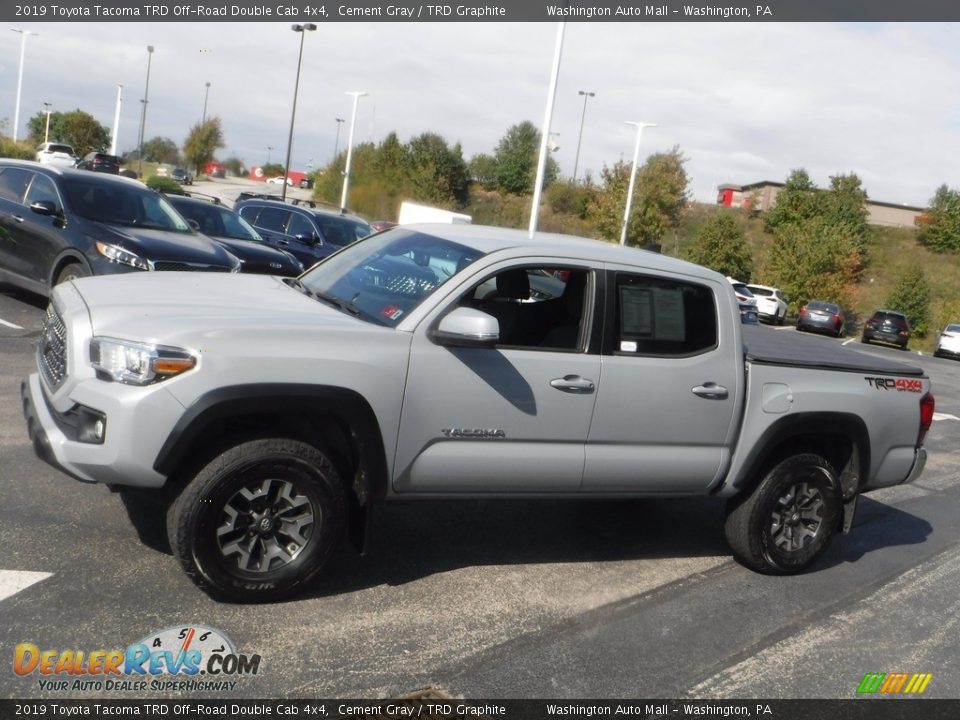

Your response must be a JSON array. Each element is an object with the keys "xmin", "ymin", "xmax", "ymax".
[{"xmin": 70, "ymin": 272, "xmax": 371, "ymax": 343}]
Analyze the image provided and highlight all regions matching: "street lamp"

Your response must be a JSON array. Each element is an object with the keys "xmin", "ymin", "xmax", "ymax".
[
  {"xmin": 42, "ymin": 102, "xmax": 52, "ymax": 143},
  {"xmin": 110, "ymin": 86, "xmax": 122, "ymax": 156},
  {"xmin": 333, "ymin": 117, "xmax": 345, "ymax": 160},
  {"xmin": 620, "ymin": 121, "xmax": 656, "ymax": 246},
  {"xmin": 573, "ymin": 90, "xmax": 595, "ymax": 183},
  {"xmin": 340, "ymin": 92, "xmax": 368, "ymax": 212},
  {"xmin": 137, "ymin": 45, "xmax": 155, "ymax": 175},
  {"xmin": 11, "ymin": 28, "xmax": 38, "ymax": 142},
  {"xmin": 281, "ymin": 22, "xmax": 316, "ymax": 202},
  {"xmin": 201, "ymin": 81, "xmax": 211, "ymax": 123}
]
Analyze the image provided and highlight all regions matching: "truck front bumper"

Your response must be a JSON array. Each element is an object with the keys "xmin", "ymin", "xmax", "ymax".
[{"xmin": 21, "ymin": 372, "xmax": 179, "ymax": 488}]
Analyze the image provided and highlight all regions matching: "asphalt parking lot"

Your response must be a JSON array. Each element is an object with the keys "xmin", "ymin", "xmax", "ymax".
[{"xmin": 2, "ymin": 284, "xmax": 960, "ymax": 700}]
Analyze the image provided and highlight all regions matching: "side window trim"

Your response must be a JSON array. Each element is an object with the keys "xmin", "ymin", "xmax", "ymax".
[{"xmin": 24, "ymin": 172, "xmax": 65, "ymax": 211}]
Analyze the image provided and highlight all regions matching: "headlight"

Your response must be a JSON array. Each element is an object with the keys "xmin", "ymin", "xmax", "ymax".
[
  {"xmin": 90, "ymin": 337, "xmax": 196, "ymax": 385},
  {"xmin": 95, "ymin": 241, "xmax": 150, "ymax": 271}
]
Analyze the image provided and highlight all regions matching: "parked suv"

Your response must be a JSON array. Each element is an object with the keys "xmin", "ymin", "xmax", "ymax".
[
  {"xmin": 234, "ymin": 198, "xmax": 373, "ymax": 270},
  {"xmin": 862, "ymin": 309, "xmax": 910, "ymax": 349},
  {"xmin": 746, "ymin": 283, "xmax": 788, "ymax": 325},
  {"xmin": 165, "ymin": 193, "xmax": 302, "ymax": 276},
  {"xmin": 76, "ymin": 152, "xmax": 121, "ymax": 174},
  {"xmin": 0, "ymin": 160, "xmax": 239, "ymax": 296},
  {"xmin": 35, "ymin": 143, "xmax": 77, "ymax": 168}
]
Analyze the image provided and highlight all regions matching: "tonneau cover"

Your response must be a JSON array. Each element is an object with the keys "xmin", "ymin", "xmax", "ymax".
[{"xmin": 743, "ymin": 325, "xmax": 925, "ymax": 377}]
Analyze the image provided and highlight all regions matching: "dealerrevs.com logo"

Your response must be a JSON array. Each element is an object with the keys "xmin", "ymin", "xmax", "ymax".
[{"xmin": 14, "ymin": 625, "xmax": 261, "ymax": 692}]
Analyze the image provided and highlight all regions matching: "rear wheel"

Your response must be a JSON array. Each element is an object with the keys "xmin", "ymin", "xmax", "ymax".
[
  {"xmin": 167, "ymin": 437, "xmax": 346, "ymax": 602},
  {"xmin": 725, "ymin": 453, "xmax": 841, "ymax": 574}
]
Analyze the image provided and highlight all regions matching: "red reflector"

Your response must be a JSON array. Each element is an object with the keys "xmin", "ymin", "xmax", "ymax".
[{"xmin": 919, "ymin": 392, "xmax": 935, "ymax": 444}]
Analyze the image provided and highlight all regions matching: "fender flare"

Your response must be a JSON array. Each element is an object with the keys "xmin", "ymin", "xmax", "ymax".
[
  {"xmin": 153, "ymin": 384, "xmax": 389, "ymax": 503},
  {"xmin": 723, "ymin": 412, "xmax": 871, "ymax": 501}
]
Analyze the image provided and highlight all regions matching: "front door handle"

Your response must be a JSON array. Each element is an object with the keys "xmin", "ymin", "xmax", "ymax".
[
  {"xmin": 692, "ymin": 383, "xmax": 728, "ymax": 400},
  {"xmin": 11, "ymin": 214, "xmax": 25, "ymax": 224},
  {"xmin": 550, "ymin": 375, "xmax": 595, "ymax": 394}
]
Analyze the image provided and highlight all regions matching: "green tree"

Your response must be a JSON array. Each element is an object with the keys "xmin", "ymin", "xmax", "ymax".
[
  {"xmin": 684, "ymin": 212, "xmax": 753, "ymax": 280},
  {"xmin": 764, "ymin": 169, "xmax": 820, "ymax": 232},
  {"xmin": 767, "ymin": 217, "xmax": 862, "ymax": 312},
  {"xmin": 406, "ymin": 132, "xmax": 470, "ymax": 206},
  {"xmin": 468, "ymin": 153, "xmax": 497, "ymax": 190},
  {"xmin": 918, "ymin": 184, "xmax": 960, "ymax": 253},
  {"xmin": 492, "ymin": 121, "xmax": 558, "ymax": 194},
  {"xmin": 821, "ymin": 173, "xmax": 869, "ymax": 242},
  {"xmin": 222, "ymin": 156, "xmax": 246, "ymax": 177},
  {"xmin": 587, "ymin": 147, "xmax": 689, "ymax": 246},
  {"xmin": 885, "ymin": 265, "xmax": 932, "ymax": 337},
  {"xmin": 141, "ymin": 136, "xmax": 180, "ymax": 164},
  {"xmin": 27, "ymin": 110, "xmax": 111, "ymax": 157},
  {"xmin": 182, "ymin": 117, "xmax": 225, "ymax": 175}
]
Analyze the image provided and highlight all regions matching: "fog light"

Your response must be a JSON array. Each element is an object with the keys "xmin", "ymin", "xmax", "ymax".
[{"xmin": 77, "ymin": 407, "xmax": 107, "ymax": 444}]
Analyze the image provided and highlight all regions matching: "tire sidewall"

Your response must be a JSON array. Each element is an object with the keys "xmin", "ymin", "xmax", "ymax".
[
  {"xmin": 753, "ymin": 454, "xmax": 840, "ymax": 573},
  {"xmin": 172, "ymin": 440, "xmax": 344, "ymax": 602}
]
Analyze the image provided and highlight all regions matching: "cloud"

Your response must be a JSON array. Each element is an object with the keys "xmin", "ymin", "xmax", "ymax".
[{"xmin": 2, "ymin": 21, "xmax": 958, "ymax": 207}]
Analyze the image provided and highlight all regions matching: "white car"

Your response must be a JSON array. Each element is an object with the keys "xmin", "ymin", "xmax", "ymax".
[
  {"xmin": 746, "ymin": 283, "xmax": 789, "ymax": 325},
  {"xmin": 35, "ymin": 142, "xmax": 76, "ymax": 168},
  {"xmin": 934, "ymin": 323, "xmax": 960, "ymax": 360},
  {"xmin": 266, "ymin": 176, "xmax": 293, "ymax": 186}
]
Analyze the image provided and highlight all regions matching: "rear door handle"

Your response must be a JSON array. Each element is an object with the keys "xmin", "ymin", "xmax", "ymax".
[
  {"xmin": 550, "ymin": 375, "xmax": 595, "ymax": 394},
  {"xmin": 692, "ymin": 383, "xmax": 728, "ymax": 400}
]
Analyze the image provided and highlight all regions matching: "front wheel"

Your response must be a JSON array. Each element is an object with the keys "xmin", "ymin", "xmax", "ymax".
[
  {"xmin": 725, "ymin": 453, "xmax": 841, "ymax": 574},
  {"xmin": 167, "ymin": 438, "xmax": 346, "ymax": 602}
]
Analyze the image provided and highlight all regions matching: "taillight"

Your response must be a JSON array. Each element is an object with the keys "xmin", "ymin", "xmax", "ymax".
[{"xmin": 919, "ymin": 392, "xmax": 935, "ymax": 445}]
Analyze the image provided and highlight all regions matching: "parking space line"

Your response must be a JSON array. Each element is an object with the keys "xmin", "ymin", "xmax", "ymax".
[
  {"xmin": 0, "ymin": 317, "xmax": 24, "ymax": 330},
  {"xmin": 0, "ymin": 570, "xmax": 52, "ymax": 602}
]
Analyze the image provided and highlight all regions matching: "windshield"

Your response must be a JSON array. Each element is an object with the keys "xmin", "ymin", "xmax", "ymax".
[
  {"xmin": 315, "ymin": 215, "xmax": 373, "ymax": 246},
  {"xmin": 748, "ymin": 286, "xmax": 772, "ymax": 297},
  {"xmin": 172, "ymin": 200, "xmax": 263, "ymax": 242},
  {"xmin": 807, "ymin": 302, "xmax": 838, "ymax": 313},
  {"xmin": 63, "ymin": 178, "xmax": 192, "ymax": 232},
  {"xmin": 300, "ymin": 228, "xmax": 483, "ymax": 326}
]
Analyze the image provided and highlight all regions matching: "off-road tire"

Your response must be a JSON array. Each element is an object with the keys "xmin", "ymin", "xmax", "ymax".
[
  {"xmin": 167, "ymin": 438, "xmax": 345, "ymax": 602},
  {"xmin": 725, "ymin": 453, "xmax": 841, "ymax": 574}
]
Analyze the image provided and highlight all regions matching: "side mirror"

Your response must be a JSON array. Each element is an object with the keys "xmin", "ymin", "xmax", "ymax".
[
  {"xmin": 187, "ymin": 219, "xmax": 201, "ymax": 231},
  {"xmin": 432, "ymin": 307, "xmax": 500, "ymax": 347},
  {"xmin": 30, "ymin": 200, "xmax": 58, "ymax": 217},
  {"xmin": 294, "ymin": 233, "xmax": 321, "ymax": 246}
]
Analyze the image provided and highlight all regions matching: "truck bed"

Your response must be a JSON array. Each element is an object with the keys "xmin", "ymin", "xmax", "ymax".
[{"xmin": 742, "ymin": 325, "xmax": 925, "ymax": 377}]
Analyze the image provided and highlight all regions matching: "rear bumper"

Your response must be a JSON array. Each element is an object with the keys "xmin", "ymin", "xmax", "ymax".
[{"xmin": 903, "ymin": 447, "xmax": 927, "ymax": 485}]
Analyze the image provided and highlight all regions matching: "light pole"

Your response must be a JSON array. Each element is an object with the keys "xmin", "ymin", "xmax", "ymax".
[
  {"xmin": 620, "ymin": 121, "xmax": 656, "ymax": 246},
  {"xmin": 137, "ymin": 45, "xmax": 155, "ymax": 175},
  {"xmin": 110, "ymin": 85, "xmax": 122, "ymax": 156},
  {"xmin": 573, "ymin": 90, "xmax": 594, "ymax": 183},
  {"xmin": 340, "ymin": 92, "xmax": 368, "ymax": 212},
  {"xmin": 266, "ymin": 146, "xmax": 273, "ymax": 165},
  {"xmin": 11, "ymin": 29, "xmax": 38, "ymax": 142},
  {"xmin": 201, "ymin": 81, "xmax": 211, "ymax": 123},
  {"xmin": 42, "ymin": 102, "xmax": 52, "ymax": 143},
  {"xmin": 281, "ymin": 22, "xmax": 316, "ymax": 203},
  {"xmin": 333, "ymin": 117, "xmax": 344, "ymax": 160}
]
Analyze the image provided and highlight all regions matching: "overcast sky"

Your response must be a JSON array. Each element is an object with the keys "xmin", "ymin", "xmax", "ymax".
[{"xmin": 1, "ymin": 21, "xmax": 958, "ymax": 207}]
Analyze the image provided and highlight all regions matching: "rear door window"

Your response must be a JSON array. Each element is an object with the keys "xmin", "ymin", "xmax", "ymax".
[
  {"xmin": 0, "ymin": 167, "xmax": 32, "ymax": 203},
  {"xmin": 249, "ymin": 206, "xmax": 289, "ymax": 233}
]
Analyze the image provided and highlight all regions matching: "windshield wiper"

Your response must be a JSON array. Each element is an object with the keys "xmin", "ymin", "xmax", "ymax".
[{"xmin": 284, "ymin": 278, "xmax": 360, "ymax": 317}]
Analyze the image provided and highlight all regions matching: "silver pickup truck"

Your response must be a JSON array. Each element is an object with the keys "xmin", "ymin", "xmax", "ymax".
[{"xmin": 21, "ymin": 224, "xmax": 935, "ymax": 601}]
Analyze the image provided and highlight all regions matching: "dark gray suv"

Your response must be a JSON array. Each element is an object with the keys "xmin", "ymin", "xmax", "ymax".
[
  {"xmin": 234, "ymin": 198, "xmax": 372, "ymax": 270},
  {"xmin": 0, "ymin": 161, "xmax": 239, "ymax": 296}
]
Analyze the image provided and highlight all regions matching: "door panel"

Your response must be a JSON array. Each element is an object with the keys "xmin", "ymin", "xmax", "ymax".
[
  {"xmin": 583, "ymin": 269, "xmax": 742, "ymax": 492},
  {"xmin": 395, "ymin": 265, "xmax": 600, "ymax": 494}
]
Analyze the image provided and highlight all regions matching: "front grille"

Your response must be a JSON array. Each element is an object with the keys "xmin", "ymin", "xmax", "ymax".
[
  {"xmin": 39, "ymin": 304, "xmax": 68, "ymax": 390},
  {"xmin": 152, "ymin": 262, "xmax": 232, "ymax": 272}
]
